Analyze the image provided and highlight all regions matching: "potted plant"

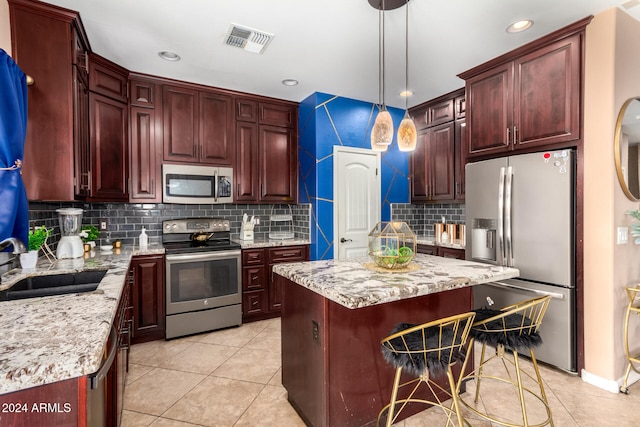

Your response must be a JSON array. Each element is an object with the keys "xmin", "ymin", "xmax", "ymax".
[
  {"xmin": 80, "ymin": 225, "xmax": 100, "ymax": 251},
  {"xmin": 21, "ymin": 225, "xmax": 51, "ymax": 269}
]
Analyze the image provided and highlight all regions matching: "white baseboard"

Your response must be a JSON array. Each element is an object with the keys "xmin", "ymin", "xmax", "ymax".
[{"xmin": 581, "ymin": 368, "xmax": 640, "ymax": 393}]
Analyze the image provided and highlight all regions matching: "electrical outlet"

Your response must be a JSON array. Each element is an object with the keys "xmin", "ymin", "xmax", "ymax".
[
  {"xmin": 312, "ymin": 320, "xmax": 320, "ymax": 344},
  {"xmin": 99, "ymin": 218, "xmax": 109, "ymax": 231}
]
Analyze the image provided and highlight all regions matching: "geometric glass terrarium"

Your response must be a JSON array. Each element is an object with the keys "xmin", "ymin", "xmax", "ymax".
[{"xmin": 368, "ymin": 221, "xmax": 417, "ymax": 269}]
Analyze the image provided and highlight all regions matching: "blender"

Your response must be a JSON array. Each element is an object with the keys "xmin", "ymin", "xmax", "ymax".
[{"xmin": 56, "ymin": 208, "xmax": 84, "ymax": 259}]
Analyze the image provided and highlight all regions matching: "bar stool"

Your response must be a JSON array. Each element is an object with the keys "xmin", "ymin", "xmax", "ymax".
[
  {"xmin": 377, "ymin": 312, "xmax": 476, "ymax": 427},
  {"xmin": 621, "ymin": 285, "xmax": 640, "ymax": 394},
  {"xmin": 458, "ymin": 295, "xmax": 553, "ymax": 427}
]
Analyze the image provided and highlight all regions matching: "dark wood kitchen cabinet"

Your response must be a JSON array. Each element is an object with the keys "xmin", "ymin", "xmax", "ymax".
[
  {"xmin": 460, "ymin": 18, "xmax": 588, "ymax": 159},
  {"xmin": 9, "ymin": 0, "xmax": 90, "ymax": 201},
  {"xmin": 242, "ymin": 245, "xmax": 309, "ymax": 322},
  {"xmin": 417, "ymin": 244, "xmax": 465, "ymax": 259},
  {"xmin": 162, "ymin": 84, "xmax": 235, "ymax": 166},
  {"xmin": 235, "ymin": 97, "xmax": 298, "ymax": 203},
  {"xmin": 129, "ymin": 76, "xmax": 162, "ymax": 202},
  {"xmin": 129, "ymin": 254, "xmax": 165, "ymax": 344},
  {"xmin": 409, "ymin": 88, "xmax": 465, "ymax": 203}
]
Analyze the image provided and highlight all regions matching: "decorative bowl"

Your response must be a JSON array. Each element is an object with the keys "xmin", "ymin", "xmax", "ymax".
[{"xmin": 368, "ymin": 221, "xmax": 417, "ymax": 269}]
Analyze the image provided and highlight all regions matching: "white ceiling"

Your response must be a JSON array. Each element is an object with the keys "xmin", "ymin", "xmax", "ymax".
[{"xmin": 41, "ymin": 0, "xmax": 640, "ymax": 109}]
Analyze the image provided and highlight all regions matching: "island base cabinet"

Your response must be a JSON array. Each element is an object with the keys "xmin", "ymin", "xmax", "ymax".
[{"xmin": 280, "ymin": 275, "xmax": 473, "ymax": 427}]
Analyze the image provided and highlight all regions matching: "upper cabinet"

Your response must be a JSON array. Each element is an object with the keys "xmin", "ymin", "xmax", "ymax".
[
  {"xmin": 9, "ymin": 0, "xmax": 90, "ymax": 201},
  {"xmin": 235, "ymin": 97, "xmax": 298, "ymax": 203},
  {"xmin": 162, "ymin": 84, "xmax": 235, "ymax": 166},
  {"xmin": 409, "ymin": 88, "xmax": 465, "ymax": 203},
  {"xmin": 459, "ymin": 17, "xmax": 590, "ymax": 159}
]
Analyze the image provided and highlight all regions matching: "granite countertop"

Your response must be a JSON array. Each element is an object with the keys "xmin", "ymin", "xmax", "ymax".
[
  {"xmin": 272, "ymin": 254, "xmax": 519, "ymax": 309},
  {"xmin": 233, "ymin": 237, "xmax": 310, "ymax": 249},
  {"xmin": 0, "ymin": 244, "xmax": 164, "ymax": 395}
]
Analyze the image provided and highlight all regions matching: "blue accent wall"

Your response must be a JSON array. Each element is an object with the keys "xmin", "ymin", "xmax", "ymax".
[{"xmin": 298, "ymin": 92, "xmax": 410, "ymax": 260}]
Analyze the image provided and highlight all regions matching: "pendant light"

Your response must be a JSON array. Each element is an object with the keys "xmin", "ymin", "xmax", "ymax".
[
  {"xmin": 397, "ymin": 0, "xmax": 417, "ymax": 152},
  {"xmin": 371, "ymin": 0, "xmax": 393, "ymax": 151}
]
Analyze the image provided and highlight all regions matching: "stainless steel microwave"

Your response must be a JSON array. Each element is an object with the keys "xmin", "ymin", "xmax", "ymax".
[{"xmin": 162, "ymin": 164, "xmax": 233, "ymax": 204}]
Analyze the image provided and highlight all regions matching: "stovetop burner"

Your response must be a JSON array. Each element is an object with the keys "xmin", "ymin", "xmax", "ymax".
[{"xmin": 162, "ymin": 218, "xmax": 240, "ymax": 254}]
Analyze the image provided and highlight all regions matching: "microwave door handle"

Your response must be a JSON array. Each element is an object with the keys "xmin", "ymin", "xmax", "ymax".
[{"xmin": 213, "ymin": 170, "xmax": 218, "ymax": 202}]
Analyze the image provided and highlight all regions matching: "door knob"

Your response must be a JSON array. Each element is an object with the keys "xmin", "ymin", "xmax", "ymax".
[{"xmin": 340, "ymin": 238, "xmax": 352, "ymax": 243}]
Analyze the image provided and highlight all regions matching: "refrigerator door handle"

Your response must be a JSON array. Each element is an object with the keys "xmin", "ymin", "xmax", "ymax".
[
  {"xmin": 505, "ymin": 166, "xmax": 513, "ymax": 267},
  {"xmin": 497, "ymin": 167, "xmax": 506, "ymax": 265},
  {"xmin": 486, "ymin": 281, "xmax": 566, "ymax": 300}
]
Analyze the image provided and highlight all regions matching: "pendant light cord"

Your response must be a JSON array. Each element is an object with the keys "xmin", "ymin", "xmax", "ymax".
[
  {"xmin": 377, "ymin": 0, "xmax": 386, "ymax": 109},
  {"xmin": 404, "ymin": 0, "xmax": 409, "ymax": 111}
]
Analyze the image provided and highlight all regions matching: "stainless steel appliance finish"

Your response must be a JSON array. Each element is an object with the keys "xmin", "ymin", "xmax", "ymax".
[
  {"xmin": 466, "ymin": 149, "xmax": 576, "ymax": 372},
  {"xmin": 163, "ymin": 218, "xmax": 241, "ymax": 339},
  {"xmin": 162, "ymin": 164, "xmax": 233, "ymax": 204}
]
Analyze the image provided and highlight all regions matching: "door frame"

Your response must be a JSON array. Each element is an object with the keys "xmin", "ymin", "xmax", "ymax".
[{"xmin": 333, "ymin": 146, "xmax": 381, "ymax": 259}]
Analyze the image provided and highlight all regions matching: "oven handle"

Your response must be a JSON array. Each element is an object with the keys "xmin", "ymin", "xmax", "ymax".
[{"xmin": 166, "ymin": 251, "xmax": 240, "ymax": 262}]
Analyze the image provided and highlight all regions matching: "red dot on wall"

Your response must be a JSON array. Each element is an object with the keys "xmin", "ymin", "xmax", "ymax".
[{"xmin": 543, "ymin": 152, "xmax": 551, "ymax": 159}]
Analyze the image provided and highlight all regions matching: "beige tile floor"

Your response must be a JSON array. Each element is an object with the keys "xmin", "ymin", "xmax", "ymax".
[{"xmin": 123, "ymin": 318, "xmax": 640, "ymax": 426}]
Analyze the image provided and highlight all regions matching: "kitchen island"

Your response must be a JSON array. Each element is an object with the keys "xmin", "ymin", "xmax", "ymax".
[{"xmin": 272, "ymin": 254, "xmax": 519, "ymax": 427}]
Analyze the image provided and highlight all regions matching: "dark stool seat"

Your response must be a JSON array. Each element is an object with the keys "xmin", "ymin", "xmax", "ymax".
[
  {"xmin": 377, "ymin": 312, "xmax": 476, "ymax": 427},
  {"xmin": 459, "ymin": 295, "xmax": 554, "ymax": 427}
]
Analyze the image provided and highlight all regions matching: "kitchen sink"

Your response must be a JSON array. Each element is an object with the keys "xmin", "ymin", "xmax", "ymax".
[{"xmin": 0, "ymin": 270, "xmax": 108, "ymax": 301}]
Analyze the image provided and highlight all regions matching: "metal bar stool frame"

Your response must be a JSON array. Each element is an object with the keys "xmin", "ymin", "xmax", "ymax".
[
  {"xmin": 621, "ymin": 285, "xmax": 640, "ymax": 394},
  {"xmin": 458, "ymin": 295, "xmax": 553, "ymax": 427},
  {"xmin": 377, "ymin": 312, "xmax": 476, "ymax": 427}
]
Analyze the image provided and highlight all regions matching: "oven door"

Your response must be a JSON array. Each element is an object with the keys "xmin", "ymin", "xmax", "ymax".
[{"xmin": 165, "ymin": 250, "xmax": 241, "ymax": 315}]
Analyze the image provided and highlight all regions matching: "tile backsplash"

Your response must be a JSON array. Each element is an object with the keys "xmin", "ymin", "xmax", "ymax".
[
  {"xmin": 28, "ymin": 202, "xmax": 311, "ymax": 250},
  {"xmin": 391, "ymin": 203, "xmax": 465, "ymax": 237}
]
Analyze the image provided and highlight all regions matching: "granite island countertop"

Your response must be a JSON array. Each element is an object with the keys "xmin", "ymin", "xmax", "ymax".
[
  {"xmin": 0, "ymin": 245, "xmax": 164, "ymax": 395},
  {"xmin": 272, "ymin": 254, "xmax": 519, "ymax": 309}
]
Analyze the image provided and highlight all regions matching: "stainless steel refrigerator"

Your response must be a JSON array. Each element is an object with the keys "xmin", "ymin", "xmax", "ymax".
[{"xmin": 465, "ymin": 149, "xmax": 576, "ymax": 372}]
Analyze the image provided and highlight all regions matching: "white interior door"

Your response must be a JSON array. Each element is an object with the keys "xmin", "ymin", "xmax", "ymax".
[{"xmin": 334, "ymin": 147, "xmax": 380, "ymax": 259}]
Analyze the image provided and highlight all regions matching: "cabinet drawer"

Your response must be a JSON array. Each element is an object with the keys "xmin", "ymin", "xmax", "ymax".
[
  {"xmin": 243, "ymin": 249, "xmax": 266, "ymax": 265},
  {"xmin": 417, "ymin": 244, "xmax": 437, "ymax": 255},
  {"xmin": 89, "ymin": 55, "xmax": 128, "ymax": 103},
  {"xmin": 268, "ymin": 246, "xmax": 307, "ymax": 263},
  {"xmin": 130, "ymin": 78, "xmax": 156, "ymax": 107},
  {"xmin": 237, "ymin": 98, "xmax": 257, "ymax": 122},
  {"xmin": 428, "ymin": 99, "xmax": 455, "ymax": 126},
  {"xmin": 243, "ymin": 266, "xmax": 266, "ymax": 291},
  {"xmin": 243, "ymin": 290, "xmax": 268, "ymax": 316}
]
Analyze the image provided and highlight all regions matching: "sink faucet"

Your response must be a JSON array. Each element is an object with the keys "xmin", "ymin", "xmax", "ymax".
[
  {"xmin": 0, "ymin": 238, "xmax": 27, "ymax": 282},
  {"xmin": 0, "ymin": 237, "xmax": 27, "ymax": 254}
]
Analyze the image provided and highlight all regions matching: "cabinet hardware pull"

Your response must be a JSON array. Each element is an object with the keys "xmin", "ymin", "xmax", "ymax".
[
  {"xmin": 506, "ymin": 127, "xmax": 511, "ymax": 145},
  {"xmin": 513, "ymin": 126, "xmax": 518, "ymax": 145}
]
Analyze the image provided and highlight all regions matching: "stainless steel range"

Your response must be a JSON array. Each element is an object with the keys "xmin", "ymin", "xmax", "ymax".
[{"xmin": 163, "ymin": 218, "xmax": 242, "ymax": 339}]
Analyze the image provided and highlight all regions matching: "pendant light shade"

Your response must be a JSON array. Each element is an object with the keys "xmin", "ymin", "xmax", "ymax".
[
  {"xmin": 397, "ymin": 0, "xmax": 417, "ymax": 152},
  {"xmin": 371, "ymin": 0, "xmax": 393, "ymax": 150},
  {"xmin": 371, "ymin": 108, "xmax": 394, "ymax": 150},
  {"xmin": 397, "ymin": 111, "xmax": 417, "ymax": 151}
]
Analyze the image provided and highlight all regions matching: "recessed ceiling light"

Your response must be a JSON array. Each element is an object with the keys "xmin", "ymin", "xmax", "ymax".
[
  {"xmin": 506, "ymin": 20, "xmax": 534, "ymax": 33},
  {"xmin": 400, "ymin": 90, "xmax": 413, "ymax": 97},
  {"xmin": 282, "ymin": 79, "xmax": 299, "ymax": 86},
  {"xmin": 158, "ymin": 51, "xmax": 181, "ymax": 61}
]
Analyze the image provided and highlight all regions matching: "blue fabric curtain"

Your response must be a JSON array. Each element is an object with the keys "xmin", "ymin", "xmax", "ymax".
[{"xmin": 0, "ymin": 49, "xmax": 29, "ymax": 248}]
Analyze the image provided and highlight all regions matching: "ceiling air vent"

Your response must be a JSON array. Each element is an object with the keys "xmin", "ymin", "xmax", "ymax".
[{"xmin": 225, "ymin": 24, "xmax": 274, "ymax": 54}]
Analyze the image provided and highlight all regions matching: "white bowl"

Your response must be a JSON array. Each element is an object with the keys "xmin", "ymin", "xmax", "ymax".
[{"xmin": 99, "ymin": 245, "xmax": 112, "ymax": 252}]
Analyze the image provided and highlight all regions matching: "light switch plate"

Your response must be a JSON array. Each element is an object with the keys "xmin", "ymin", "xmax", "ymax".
[{"xmin": 617, "ymin": 226, "xmax": 629, "ymax": 244}]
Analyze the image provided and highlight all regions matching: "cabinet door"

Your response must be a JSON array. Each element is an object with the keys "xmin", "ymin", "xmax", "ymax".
[
  {"xmin": 410, "ymin": 130, "xmax": 429, "ymax": 202},
  {"xmin": 259, "ymin": 103, "xmax": 296, "ymax": 127},
  {"xmin": 89, "ymin": 92, "xmax": 129, "ymax": 201},
  {"xmin": 235, "ymin": 122, "xmax": 259, "ymax": 202},
  {"xmin": 429, "ymin": 122, "xmax": 455, "ymax": 201},
  {"xmin": 513, "ymin": 34, "xmax": 581, "ymax": 149},
  {"xmin": 89, "ymin": 55, "xmax": 128, "ymax": 103},
  {"xmin": 428, "ymin": 98, "xmax": 455, "ymax": 127},
  {"xmin": 130, "ymin": 106, "xmax": 161, "ymax": 201},
  {"xmin": 466, "ymin": 62, "xmax": 513, "ymax": 156},
  {"xmin": 259, "ymin": 125, "xmax": 297, "ymax": 202},
  {"xmin": 130, "ymin": 255, "xmax": 165, "ymax": 343},
  {"xmin": 417, "ymin": 244, "xmax": 437, "ymax": 255},
  {"xmin": 199, "ymin": 91, "xmax": 234, "ymax": 166},
  {"xmin": 268, "ymin": 246, "xmax": 309, "ymax": 312},
  {"xmin": 454, "ymin": 118, "xmax": 466, "ymax": 201},
  {"xmin": 438, "ymin": 247, "xmax": 465, "ymax": 259},
  {"xmin": 237, "ymin": 98, "xmax": 258, "ymax": 122},
  {"xmin": 130, "ymin": 78, "xmax": 156, "ymax": 107},
  {"xmin": 163, "ymin": 85, "xmax": 198, "ymax": 162}
]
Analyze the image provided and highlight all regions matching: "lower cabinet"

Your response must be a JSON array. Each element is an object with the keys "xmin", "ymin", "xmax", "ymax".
[
  {"xmin": 129, "ymin": 254, "xmax": 166, "ymax": 344},
  {"xmin": 417, "ymin": 244, "xmax": 465, "ymax": 259},
  {"xmin": 242, "ymin": 245, "xmax": 309, "ymax": 322}
]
